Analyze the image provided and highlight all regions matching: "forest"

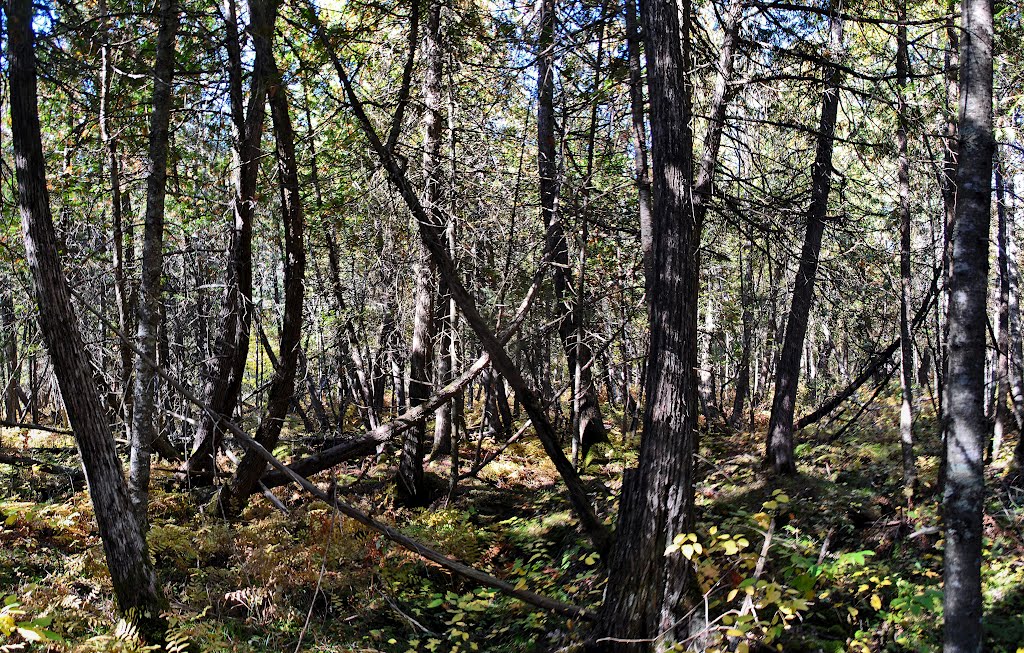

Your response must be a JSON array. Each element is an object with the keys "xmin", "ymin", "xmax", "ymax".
[{"xmin": 0, "ymin": 0, "xmax": 1021, "ymax": 649}]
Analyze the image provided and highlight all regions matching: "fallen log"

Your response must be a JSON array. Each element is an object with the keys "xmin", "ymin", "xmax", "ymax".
[
  {"xmin": 0, "ymin": 451, "xmax": 85, "ymax": 489},
  {"xmin": 258, "ymin": 353, "xmax": 490, "ymax": 491}
]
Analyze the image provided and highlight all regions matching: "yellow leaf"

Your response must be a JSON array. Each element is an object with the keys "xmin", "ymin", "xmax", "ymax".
[
  {"xmin": 870, "ymin": 594, "xmax": 882, "ymax": 610},
  {"xmin": 681, "ymin": 544, "xmax": 695, "ymax": 559},
  {"xmin": 723, "ymin": 541, "xmax": 739, "ymax": 555},
  {"xmin": 726, "ymin": 628, "xmax": 745, "ymax": 637},
  {"xmin": 727, "ymin": 588, "xmax": 739, "ymax": 602},
  {"xmin": 737, "ymin": 642, "xmax": 749, "ymax": 653}
]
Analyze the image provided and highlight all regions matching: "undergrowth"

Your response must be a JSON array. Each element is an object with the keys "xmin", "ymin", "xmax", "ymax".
[{"xmin": 1, "ymin": 393, "xmax": 1022, "ymax": 652}]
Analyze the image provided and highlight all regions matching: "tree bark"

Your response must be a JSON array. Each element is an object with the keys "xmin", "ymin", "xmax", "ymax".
[
  {"xmin": 991, "ymin": 154, "xmax": 1010, "ymax": 461},
  {"xmin": 942, "ymin": 0, "xmax": 993, "ymax": 646},
  {"xmin": 765, "ymin": 8, "xmax": 843, "ymax": 475},
  {"xmin": 730, "ymin": 243, "xmax": 754, "ymax": 429},
  {"xmin": 128, "ymin": 0, "xmax": 179, "ymax": 524},
  {"xmin": 598, "ymin": 0, "xmax": 701, "ymax": 645},
  {"xmin": 624, "ymin": 0, "xmax": 653, "ymax": 289},
  {"xmin": 97, "ymin": 0, "xmax": 135, "ymax": 433},
  {"xmin": 6, "ymin": 0, "xmax": 165, "ymax": 635}
]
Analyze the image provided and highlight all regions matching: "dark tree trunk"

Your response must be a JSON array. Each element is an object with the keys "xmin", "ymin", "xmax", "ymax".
[
  {"xmin": 536, "ymin": 0, "xmax": 608, "ymax": 458},
  {"xmin": 2, "ymin": 293, "xmax": 19, "ymax": 422},
  {"xmin": 896, "ymin": 5, "xmax": 918, "ymax": 493},
  {"xmin": 765, "ymin": 9, "xmax": 843, "ymax": 475},
  {"xmin": 942, "ymin": 0, "xmax": 993, "ymax": 646},
  {"xmin": 398, "ymin": 0, "xmax": 442, "ymax": 506},
  {"xmin": 599, "ymin": 0, "xmax": 701, "ymax": 644},
  {"xmin": 6, "ymin": 0, "xmax": 165, "ymax": 634},
  {"xmin": 98, "ymin": 0, "xmax": 134, "ymax": 434},
  {"xmin": 186, "ymin": 0, "xmax": 268, "ymax": 479},
  {"xmin": 1007, "ymin": 173, "xmax": 1024, "ymax": 476},
  {"xmin": 128, "ymin": 0, "xmax": 179, "ymax": 523},
  {"xmin": 730, "ymin": 243, "xmax": 754, "ymax": 429},
  {"xmin": 937, "ymin": 0, "xmax": 960, "ymax": 488},
  {"xmin": 218, "ymin": 0, "xmax": 301, "ymax": 515},
  {"xmin": 218, "ymin": 0, "xmax": 305, "ymax": 517},
  {"xmin": 991, "ymin": 154, "xmax": 1010, "ymax": 461}
]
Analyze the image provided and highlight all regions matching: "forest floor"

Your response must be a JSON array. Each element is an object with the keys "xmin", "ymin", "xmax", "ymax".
[{"xmin": 1, "ymin": 393, "xmax": 1023, "ymax": 652}]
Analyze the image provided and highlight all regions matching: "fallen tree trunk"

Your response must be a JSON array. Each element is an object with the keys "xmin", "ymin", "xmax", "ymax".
[
  {"xmin": 259, "ymin": 353, "xmax": 490, "ymax": 491},
  {"xmin": 796, "ymin": 267, "xmax": 939, "ymax": 430},
  {"xmin": 0, "ymin": 451, "xmax": 85, "ymax": 489}
]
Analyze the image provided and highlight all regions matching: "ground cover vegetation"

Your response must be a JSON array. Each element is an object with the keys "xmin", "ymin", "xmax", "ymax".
[{"xmin": 0, "ymin": 0, "xmax": 1022, "ymax": 650}]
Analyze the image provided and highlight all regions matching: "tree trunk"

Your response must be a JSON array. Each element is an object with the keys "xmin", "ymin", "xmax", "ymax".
[
  {"xmin": 6, "ymin": 0, "xmax": 165, "ymax": 635},
  {"xmin": 937, "ymin": 0, "xmax": 960, "ymax": 488},
  {"xmin": 765, "ymin": 9, "xmax": 843, "ymax": 475},
  {"xmin": 624, "ymin": 0, "xmax": 652, "ymax": 288},
  {"xmin": 186, "ymin": 0, "xmax": 269, "ymax": 479},
  {"xmin": 1007, "ymin": 173, "xmax": 1024, "ymax": 476},
  {"xmin": 98, "ymin": 0, "xmax": 135, "ymax": 434},
  {"xmin": 218, "ymin": 0, "xmax": 305, "ymax": 517},
  {"xmin": 730, "ymin": 243, "xmax": 753, "ymax": 429},
  {"xmin": 599, "ymin": 0, "xmax": 701, "ymax": 645},
  {"xmin": 398, "ymin": 0, "xmax": 441, "ymax": 506},
  {"xmin": 536, "ymin": 0, "xmax": 608, "ymax": 458},
  {"xmin": 942, "ymin": 0, "xmax": 993, "ymax": 646},
  {"xmin": 128, "ymin": 0, "xmax": 179, "ymax": 524},
  {"xmin": 991, "ymin": 154, "xmax": 1010, "ymax": 461},
  {"xmin": 2, "ymin": 292, "xmax": 19, "ymax": 422},
  {"xmin": 896, "ymin": 5, "xmax": 918, "ymax": 493}
]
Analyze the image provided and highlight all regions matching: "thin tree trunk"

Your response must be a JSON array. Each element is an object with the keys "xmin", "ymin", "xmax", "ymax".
[
  {"xmin": 6, "ymin": 0, "xmax": 165, "ymax": 635},
  {"xmin": 1008, "ymin": 173, "xmax": 1024, "ymax": 476},
  {"xmin": 937, "ymin": 0, "xmax": 960, "ymax": 488},
  {"xmin": 991, "ymin": 154, "xmax": 1010, "ymax": 461},
  {"xmin": 896, "ymin": 4, "xmax": 918, "ymax": 493},
  {"xmin": 765, "ymin": 8, "xmax": 843, "ymax": 475},
  {"xmin": 2, "ymin": 293, "xmax": 19, "ymax": 422},
  {"xmin": 730, "ymin": 243, "xmax": 753, "ymax": 429},
  {"xmin": 128, "ymin": 0, "xmax": 179, "ymax": 523},
  {"xmin": 536, "ymin": 0, "xmax": 608, "ymax": 457},
  {"xmin": 624, "ymin": 0, "xmax": 652, "ymax": 287},
  {"xmin": 398, "ymin": 0, "xmax": 441, "ymax": 505},
  {"xmin": 942, "ymin": 0, "xmax": 993, "ymax": 646},
  {"xmin": 98, "ymin": 0, "xmax": 134, "ymax": 432},
  {"xmin": 218, "ymin": 0, "xmax": 305, "ymax": 517},
  {"xmin": 186, "ymin": 0, "xmax": 268, "ymax": 479}
]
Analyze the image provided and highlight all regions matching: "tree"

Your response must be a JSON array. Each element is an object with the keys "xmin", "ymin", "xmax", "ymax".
[
  {"xmin": 5, "ymin": 0, "xmax": 165, "ymax": 635},
  {"xmin": 186, "ymin": 0, "xmax": 271, "ymax": 480},
  {"xmin": 217, "ymin": 0, "xmax": 306, "ymax": 517},
  {"xmin": 128, "ymin": 0, "xmax": 180, "ymax": 524},
  {"xmin": 764, "ymin": 7, "xmax": 844, "ymax": 475},
  {"xmin": 896, "ymin": 0, "xmax": 918, "ymax": 494},
  {"xmin": 598, "ymin": 0, "xmax": 701, "ymax": 645},
  {"xmin": 397, "ymin": 0, "xmax": 441, "ymax": 506},
  {"xmin": 942, "ymin": 0, "xmax": 994, "ymax": 647}
]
